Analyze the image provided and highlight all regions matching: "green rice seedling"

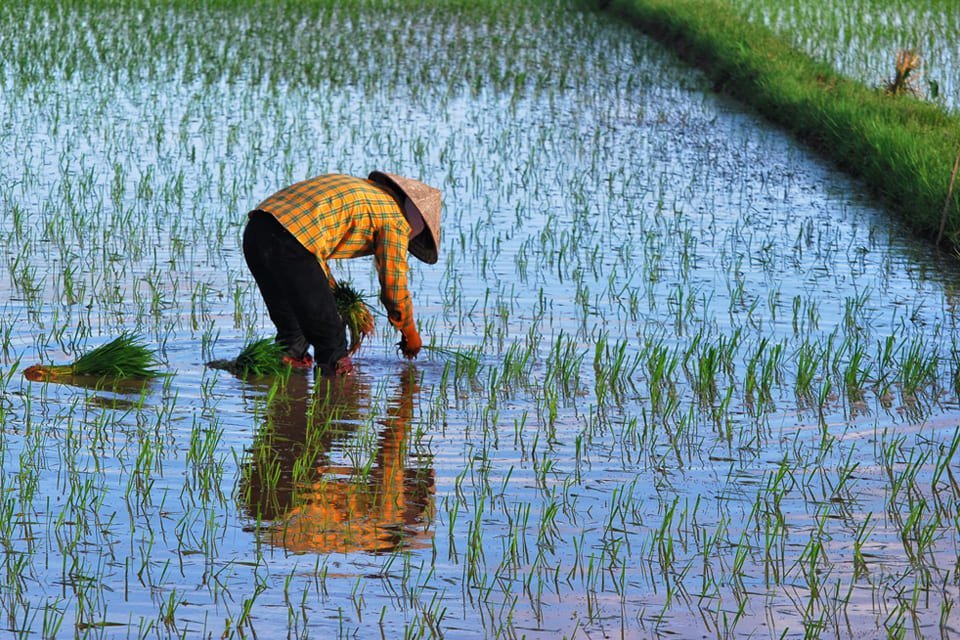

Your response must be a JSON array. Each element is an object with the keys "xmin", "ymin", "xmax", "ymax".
[
  {"xmin": 22, "ymin": 333, "xmax": 160, "ymax": 382},
  {"xmin": 645, "ymin": 340, "xmax": 679, "ymax": 415},
  {"xmin": 851, "ymin": 513, "xmax": 874, "ymax": 580},
  {"xmin": 744, "ymin": 337, "xmax": 781, "ymax": 411},
  {"xmin": 200, "ymin": 321, "xmax": 221, "ymax": 362},
  {"xmin": 760, "ymin": 340, "xmax": 785, "ymax": 399},
  {"xmin": 930, "ymin": 426, "xmax": 960, "ymax": 508},
  {"xmin": 593, "ymin": 333, "xmax": 641, "ymax": 405},
  {"xmin": 817, "ymin": 378, "xmax": 834, "ymax": 431},
  {"xmin": 942, "ymin": 598, "xmax": 955, "ymax": 637},
  {"xmin": 790, "ymin": 294, "xmax": 813, "ymax": 336},
  {"xmin": 950, "ymin": 349, "xmax": 960, "ymax": 397},
  {"xmin": 684, "ymin": 333, "xmax": 718, "ymax": 406},
  {"xmin": 543, "ymin": 331, "xmax": 584, "ymax": 396},
  {"xmin": 422, "ymin": 344, "xmax": 483, "ymax": 377},
  {"xmin": 899, "ymin": 498, "xmax": 940, "ymax": 567},
  {"xmin": 498, "ymin": 337, "xmax": 536, "ymax": 391},
  {"xmin": 159, "ymin": 588, "xmax": 183, "ymax": 630},
  {"xmin": 842, "ymin": 342, "xmax": 871, "ymax": 402},
  {"xmin": 876, "ymin": 334, "xmax": 898, "ymax": 398},
  {"xmin": 899, "ymin": 336, "xmax": 938, "ymax": 399}
]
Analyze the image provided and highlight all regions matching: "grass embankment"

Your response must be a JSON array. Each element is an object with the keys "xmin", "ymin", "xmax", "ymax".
[{"xmin": 606, "ymin": 0, "xmax": 960, "ymax": 248}]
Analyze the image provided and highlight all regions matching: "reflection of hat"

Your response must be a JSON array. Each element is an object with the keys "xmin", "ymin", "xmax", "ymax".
[{"xmin": 368, "ymin": 171, "xmax": 442, "ymax": 264}]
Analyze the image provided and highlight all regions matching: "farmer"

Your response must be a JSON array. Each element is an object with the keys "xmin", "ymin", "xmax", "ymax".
[{"xmin": 243, "ymin": 172, "xmax": 442, "ymax": 376}]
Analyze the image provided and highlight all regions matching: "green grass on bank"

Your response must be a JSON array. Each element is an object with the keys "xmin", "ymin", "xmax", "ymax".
[{"xmin": 606, "ymin": 0, "xmax": 960, "ymax": 249}]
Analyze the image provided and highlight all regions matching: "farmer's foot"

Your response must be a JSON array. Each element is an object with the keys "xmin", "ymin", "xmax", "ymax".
[
  {"xmin": 317, "ymin": 355, "xmax": 353, "ymax": 377},
  {"xmin": 335, "ymin": 356, "xmax": 354, "ymax": 376},
  {"xmin": 282, "ymin": 353, "xmax": 314, "ymax": 370}
]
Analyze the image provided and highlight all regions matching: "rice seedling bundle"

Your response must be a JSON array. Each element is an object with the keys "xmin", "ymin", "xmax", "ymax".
[
  {"xmin": 333, "ymin": 281, "xmax": 374, "ymax": 355},
  {"xmin": 207, "ymin": 338, "xmax": 289, "ymax": 376},
  {"xmin": 23, "ymin": 333, "xmax": 160, "ymax": 381},
  {"xmin": 234, "ymin": 338, "xmax": 289, "ymax": 376}
]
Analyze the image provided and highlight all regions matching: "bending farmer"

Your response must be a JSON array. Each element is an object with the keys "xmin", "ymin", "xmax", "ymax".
[{"xmin": 243, "ymin": 172, "xmax": 442, "ymax": 376}]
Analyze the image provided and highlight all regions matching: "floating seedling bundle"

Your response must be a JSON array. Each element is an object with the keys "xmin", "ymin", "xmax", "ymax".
[
  {"xmin": 23, "ymin": 333, "xmax": 161, "ymax": 382},
  {"xmin": 208, "ymin": 338, "xmax": 289, "ymax": 377}
]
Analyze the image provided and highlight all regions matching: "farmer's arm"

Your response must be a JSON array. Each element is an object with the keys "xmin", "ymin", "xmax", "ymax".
[{"xmin": 374, "ymin": 224, "xmax": 421, "ymax": 357}]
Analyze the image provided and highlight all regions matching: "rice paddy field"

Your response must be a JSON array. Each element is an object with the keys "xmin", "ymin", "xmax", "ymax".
[{"xmin": 1, "ymin": 0, "xmax": 959, "ymax": 637}]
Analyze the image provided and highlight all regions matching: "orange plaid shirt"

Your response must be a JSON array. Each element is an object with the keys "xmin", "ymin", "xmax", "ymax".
[{"xmin": 256, "ymin": 174, "xmax": 415, "ymax": 334}]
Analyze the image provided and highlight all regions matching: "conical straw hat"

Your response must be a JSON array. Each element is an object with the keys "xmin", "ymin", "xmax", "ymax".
[{"xmin": 368, "ymin": 171, "xmax": 442, "ymax": 264}]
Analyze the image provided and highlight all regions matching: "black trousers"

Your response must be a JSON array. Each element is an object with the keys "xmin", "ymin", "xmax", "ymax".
[{"xmin": 242, "ymin": 210, "xmax": 348, "ymax": 370}]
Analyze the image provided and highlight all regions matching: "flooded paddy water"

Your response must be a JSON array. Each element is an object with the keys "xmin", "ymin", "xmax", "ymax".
[{"xmin": 1, "ymin": 1, "xmax": 958, "ymax": 637}]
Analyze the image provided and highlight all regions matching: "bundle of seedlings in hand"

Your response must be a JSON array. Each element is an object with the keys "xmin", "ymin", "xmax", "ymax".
[
  {"xmin": 23, "ymin": 333, "xmax": 160, "ymax": 381},
  {"xmin": 333, "ymin": 281, "xmax": 374, "ymax": 355}
]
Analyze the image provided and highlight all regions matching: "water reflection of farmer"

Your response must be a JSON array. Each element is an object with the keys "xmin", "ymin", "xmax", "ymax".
[
  {"xmin": 239, "ymin": 369, "xmax": 435, "ymax": 554},
  {"xmin": 242, "ymin": 172, "xmax": 442, "ymax": 376}
]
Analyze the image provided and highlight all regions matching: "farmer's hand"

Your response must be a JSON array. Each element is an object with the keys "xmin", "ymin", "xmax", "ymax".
[{"xmin": 399, "ymin": 329, "xmax": 422, "ymax": 359}]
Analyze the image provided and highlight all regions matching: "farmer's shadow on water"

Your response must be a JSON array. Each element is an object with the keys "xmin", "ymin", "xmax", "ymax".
[{"xmin": 239, "ymin": 368, "xmax": 435, "ymax": 554}]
